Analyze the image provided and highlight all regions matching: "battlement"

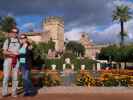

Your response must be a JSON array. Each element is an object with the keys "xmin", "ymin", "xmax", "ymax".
[{"xmin": 45, "ymin": 16, "xmax": 64, "ymax": 24}]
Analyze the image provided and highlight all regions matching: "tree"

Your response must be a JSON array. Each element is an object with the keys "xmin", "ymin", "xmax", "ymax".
[
  {"xmin": 98, "ymin": 45, "xmax": 118, "ymax": 61},
  {"xmin": 66, "ymin": 41, "xmax": 85, "ymax": 57},
  {"xmin": 47, "ymin": 38, "xmax": 55, "ymax": 51},
  {"xmin": 0, "ymin": 31, "xmax": 6, "ymax": 59},
  {"xmin": 0, "ymin": 17, "xmax": 2, "ymax": 29},
  {"xmin": 0, "ymin": 31, "xmax": 6, "ymax": 48},
  {"xmin": 61, "ymin": 51, "xmax": 76, "ymax": 61},
  {"xmin": 112, "ymin": 5, "xmax": 131, "ymax": 46},
  {"xmin": 32, "ymin": 40, "xmax": 55, "ymax": 66},
  {"xmin": 98, "ymin": 45, "xmax": 133, "ymax": 69},
  {"xmin": 0, "ymin": 16, "xmax": 16, "ymax": 32}
]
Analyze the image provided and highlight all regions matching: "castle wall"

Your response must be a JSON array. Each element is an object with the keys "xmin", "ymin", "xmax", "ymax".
[
  {"xmin": 43, "ymin": 16, "xmax": 64, "ymax": 51},
  {"xmin": 27, "ymin": 35, "xmax": 42, "ymax": 43}
]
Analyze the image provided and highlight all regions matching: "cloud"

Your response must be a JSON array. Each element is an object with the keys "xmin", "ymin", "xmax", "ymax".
[
  {"xmin": 0, "ymin": 0, "xmax": 114, "ymax": 29},
  {"xmin": 98, "ymin": 19, "xmax": 133, "ymax": 43},
  {"xmin": 0, "ymin": 0, "xmax": 133, "ymax": 43},
  {"xmin": 113, "ymin": 0, "xmax": 133, "ymax": 9},
  {"xmin": 20, "ymin": 22, "xmax": 35, "ymax": 31},
  {"xmin": 21, "ymin": 22, "xmax": 34, "ymax": 29},
  {"xmin": 65, "ymin": 26, "xmax": 97, "ymax": 40}
]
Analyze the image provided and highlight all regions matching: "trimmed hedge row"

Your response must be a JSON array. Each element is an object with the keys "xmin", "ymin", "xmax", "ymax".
[{"xmin": 44, "ymin": 58, "xmax": 96, "ymax": 71}]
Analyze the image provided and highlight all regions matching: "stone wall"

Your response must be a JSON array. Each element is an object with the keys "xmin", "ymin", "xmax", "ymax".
[{"xmin": 43, "ymin": 16, "xmax": 64, "ymax": 51}]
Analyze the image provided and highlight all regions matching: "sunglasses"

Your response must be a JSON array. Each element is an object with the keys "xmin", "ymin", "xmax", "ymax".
[
  {"xmin": 20, "ymin": 37, "xmax": 27, "ymax": 39},
  {"xmin": 9, "ymin": 31, "xmax": 17, "ymax": 34}
]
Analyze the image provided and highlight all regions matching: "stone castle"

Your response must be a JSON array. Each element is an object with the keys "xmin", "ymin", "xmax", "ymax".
[
  {"xmin": 27, "ymin": 16, "xmax": 64, "ymax": 51},
  {"xmin": 26, "ymin": 16, "xmax": 103, "ymax": 59}
]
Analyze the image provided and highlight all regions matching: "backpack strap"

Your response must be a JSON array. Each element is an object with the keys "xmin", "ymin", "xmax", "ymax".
[
  {"xmin": 7, "ymin": 36, "xmax": 20, "ymax": 49},
  {"xmin": 7, "ymin": 38, "xmax": 11, "ymax": 49},
  {"xmin": 16, "ymin": 36, "xmax": 20, "ymax": 47}
]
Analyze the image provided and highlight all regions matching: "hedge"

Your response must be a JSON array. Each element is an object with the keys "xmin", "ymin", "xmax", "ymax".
[{"xmin": 44, "ymin": 58, "xmax": 96, "ymax": 71}]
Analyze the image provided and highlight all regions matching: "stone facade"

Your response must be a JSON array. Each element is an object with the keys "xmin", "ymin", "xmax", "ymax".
[
  {"xmin": 43, "ymin": 16, "xmax": 64, "ymax": 51},
  {"xmin": 80, "ymin": 33, "xmax": 100, "ymax": 59},
  {"xmin": 25, "ymin": 16, "xmax": 108, "ymax": 59},
  {"xmin": 27, "ymin": 16, "xmax": 64, "ymax": 51},
  {"xmin": 26, "ymin": 32, "xmax": 44, "ymax": 43}
]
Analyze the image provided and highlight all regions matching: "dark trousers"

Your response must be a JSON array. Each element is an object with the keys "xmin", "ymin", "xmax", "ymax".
[{"xmin": 20, "ymin": 63, "xmax": 34, "ymax": 93}]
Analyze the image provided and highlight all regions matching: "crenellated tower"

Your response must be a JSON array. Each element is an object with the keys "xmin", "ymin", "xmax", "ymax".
[{"xmin": 43, "ymin": 16, "xmax": 64, "ymax": 51}]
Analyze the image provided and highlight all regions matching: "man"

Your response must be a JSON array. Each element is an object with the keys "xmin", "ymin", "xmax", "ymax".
[{"xmin": 2, "ymin": 27, "xmax": 20, "ymax": 97}]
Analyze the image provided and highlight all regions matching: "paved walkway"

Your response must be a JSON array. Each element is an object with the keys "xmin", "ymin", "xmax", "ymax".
[
  {"xmin": 0, "ymin": 87, "xmax": 133, "ymax": 100},
  {"xmin": 1, "ymin": 94, "xmax": 133, "ymax": 100},
  {"xmin": 39, "ymin": 86, "xmax": 133, "ymax": 94}
]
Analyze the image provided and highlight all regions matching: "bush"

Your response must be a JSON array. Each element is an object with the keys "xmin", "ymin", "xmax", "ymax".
[
  {"xmin": 45, "ymin": 59, "xmax": 64, "ymax": 70},
  {"xmin": 32, "ymin": 40, "xmax": 55, "ymax": 67},
  {"xmin": 103, "ymin": 78, "xmax": 119, "ymax": 87},
  {"xmin": 119, "ymin": 76, "xmax": 130, "ymax": 87},
  {"xmin": 72, "ymin": 58, "xmax": 96, "ymax": 71},
  {"xmin": 44, "ymin": 58, "xmax": 96, "ymax": 71},
  {"xmin": 61, "ymin": 51, "xmax": 76, "ymax": 61}
]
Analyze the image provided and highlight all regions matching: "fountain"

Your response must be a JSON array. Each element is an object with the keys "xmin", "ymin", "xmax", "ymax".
[{"xmin": 62, "ymin": 58, "xmax": 75, "ymax": 86}]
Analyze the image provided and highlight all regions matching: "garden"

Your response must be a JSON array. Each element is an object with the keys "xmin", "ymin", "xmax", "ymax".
[{"xmin": 0, "ymin": 33, "xmax": 133, "ymax": 87}]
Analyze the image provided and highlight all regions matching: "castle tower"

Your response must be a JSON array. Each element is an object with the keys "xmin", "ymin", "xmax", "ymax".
[
  {"xmin": 80, "ymin": 33, "xmax": 94, "ymax": 59},
  {"xmin": 43, "ymin": 16, "xmax": 64, "ymax": 51}
]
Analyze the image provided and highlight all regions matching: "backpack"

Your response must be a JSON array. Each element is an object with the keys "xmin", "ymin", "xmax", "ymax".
[
  {"xmin": 3, "ymin": 37, "xmax": 20, "ymax": 58},
  {"xmin": 7, "ymin": 37, "xmax": 20, "ymax": 49}
]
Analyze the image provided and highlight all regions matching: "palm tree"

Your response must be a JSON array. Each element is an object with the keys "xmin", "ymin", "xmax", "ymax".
[
  {"xmin": 0, "ymin": 31, "xmax": 6, "ymax": 60},
  {"xmin": 113, "ymin": 5, "xmax": 132, "ymax": 46},
  {"xmin": 0, "ymin": 16, "xmax": 16, "ymax": 32}
]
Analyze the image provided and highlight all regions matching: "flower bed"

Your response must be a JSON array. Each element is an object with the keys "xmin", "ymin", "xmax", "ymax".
[
  {"xmin": 31, "ymin": 70, "xmax": 61, "ymax": 87},
  {"xmin": 42, "ymin": 70, "xmax": 61, "ymax": 86},
  {"xmin": 76, "ymin": 70, "xmax": 95, "ymax": 86},
  {"xmin": 99, "ymin": 73, "xmax": 130, "ymax": 87},
  {"xmin": 100, "ymin": 69, "xmax": 133, "ymax": 76}
]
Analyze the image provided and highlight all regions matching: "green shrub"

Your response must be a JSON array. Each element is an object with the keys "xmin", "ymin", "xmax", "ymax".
[
  {"xmin": 101, "ymin": 75, "xmax": 130, "ymax": 87},
  {"xmin": 61, "ymin": 51, "xmax": 76, "ymax": 61},
  {"xmin": 72, "ymin": 58, "xmax": 96, "ymax": 71},
  {"xmin": 45, "ymin": 59, "xmax": 64, "ymax": 70},
  {"xmin": 44, "ymin": 58, "xmax": 96, "ymax": 71},
  {"xmin": 119, "ymin": 77, "xmax": 130, "ymax": 87},
  {"xmin": 103, "ymin": 78, "xmax": 119, "ymax": 87}
]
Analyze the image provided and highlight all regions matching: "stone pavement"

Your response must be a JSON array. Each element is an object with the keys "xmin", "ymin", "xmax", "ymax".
[
  {"xmin": 39, "ymin": 86, "xmax": 133, "ymax": 94},
  {"xmin": 0, "ymin": 87, "xmax": 133, "ymax": 100}
]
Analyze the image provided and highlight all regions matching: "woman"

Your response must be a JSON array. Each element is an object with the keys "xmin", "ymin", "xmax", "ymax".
[{"xmin": 19, "ymin": 34, "xmax": 36, "ymax": 96}]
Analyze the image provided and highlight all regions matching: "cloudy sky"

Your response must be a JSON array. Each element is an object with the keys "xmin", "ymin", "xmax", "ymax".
[{"xmin": 0, "ymin": 0, "xmax": 133, "ymax": 44}]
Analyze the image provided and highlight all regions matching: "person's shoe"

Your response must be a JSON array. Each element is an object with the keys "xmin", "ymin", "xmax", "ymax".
[
  {"xmin": 2, "ymin": 94, "xmax": 10, "ymax": 97},
  {"xmin": 24, "ymin": 92, "xmax": 35, "ymax": 97},
  {"xmin": 12, "ymin": 93, "xmax": 17, "ymax": 97},
  {"xmin": 24, "ymin": 93, "xmax": 31, "ymax": 96},
  {"xmin": 12, "ymin": 94, "xmax": 17, "ymax": 97}
]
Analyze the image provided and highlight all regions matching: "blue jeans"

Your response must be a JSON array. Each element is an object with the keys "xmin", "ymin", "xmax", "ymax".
[{"xmin": 20, "ymin": 63, "xmax": 34, "ymax": 93}]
